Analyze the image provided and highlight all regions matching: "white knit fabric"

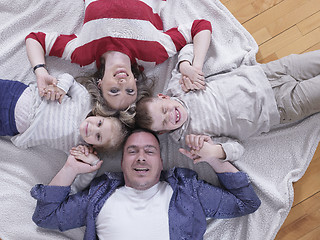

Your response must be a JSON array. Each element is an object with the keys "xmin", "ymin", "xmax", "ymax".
[{"xmin": 0, "ymin": 1, "xmax": 318, "ymax": 240}]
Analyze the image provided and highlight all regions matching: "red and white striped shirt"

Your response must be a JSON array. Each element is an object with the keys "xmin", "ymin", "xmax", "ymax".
[{"xmin": 26, "ymin": 0, "xmax": 212, "ymax": 72}]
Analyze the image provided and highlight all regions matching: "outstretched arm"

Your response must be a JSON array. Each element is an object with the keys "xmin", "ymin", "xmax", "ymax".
[
  {"xmin": 178, "ymin": 30, "xmax": 211, "ymax": 92},
  {"xmin": 192, "ymin": 29, "xmax": 211, "ymax": 70},
  {"xmin": 49, "ymin": 147, "xmax": 102, "ymax": 187},
  {"xmin": 179, "ymin": 134, "xmax": 236, "ymax": 173},
  {"xmin": 180, "ymin": 134, "xmax": 261, "ymax": 218},
  {"xmin": 26, "ymin": 38, "xmax": 58, "ymax": 97}
]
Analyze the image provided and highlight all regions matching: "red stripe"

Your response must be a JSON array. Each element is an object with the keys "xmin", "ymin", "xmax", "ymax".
[
  {"xmin": 164, "ymin": 28, "xmax": 187, "ymax": 52},
  {"xmin": 84, "ymin": 0, "xmax": 163, "ymax": 30},
  {"xmin": 49, "ymin": 34, "xmax": 77, "ymax": 58},
  {"xmin": 71, "ymin": 37, "xmax": 169, "ymax": 68},
  {"xmin": 25, "ymin": 32, "xmax": 47, "ymax": 54},
  {"xmin": 191, "ymin": 20, "xmax": 212, "ymax": 38}
]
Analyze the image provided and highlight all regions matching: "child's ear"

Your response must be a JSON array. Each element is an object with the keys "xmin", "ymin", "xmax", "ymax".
[
  {"xmin": 157, "ymin": 93, "xmax": 169, "ymax": 99},
  {"xmin": 97, "ymin": 79, "xmax": 102, "ymax": 88}
]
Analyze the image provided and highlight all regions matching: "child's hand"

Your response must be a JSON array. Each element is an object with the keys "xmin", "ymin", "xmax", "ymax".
[
  {"xmin": 179, "ymin": 61, "xmax": 206, "ymax": 92},
  {"xmin": 70, "ymin": 147, "xmax": 102, "ymax": 167},
  {"xmin": 179, "ymin": 134, "xmax": 225, "ymax": 163},
  {"xmin": 179, "ymin": 76, "xmax": 198, "ymax": 92},
  {"xmin": 64, "ymin": 154, "xmax": 102, "ymax": 176},
  {"xmin": 43, "ymin": 85, "xmax": 66, "ymax": 104},
  {"xmin": 71, "ymin": 145, "xmax": 96, "ymax": 157},
  {"xmin": 35, "ymin": 68, "xmax": 58, "ymax": 97}
]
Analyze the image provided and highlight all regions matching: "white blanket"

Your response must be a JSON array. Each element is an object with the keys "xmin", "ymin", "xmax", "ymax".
[{"xmin": 0, "ymin": 0, "xmax": 318, "ymax": 239}]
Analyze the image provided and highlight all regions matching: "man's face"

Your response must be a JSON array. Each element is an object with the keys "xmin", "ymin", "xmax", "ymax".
[
  {"xmin": 146, "ymin": 94, "xmax": 188, "ymax": 132},
  {"xmin": 122, "ymin": 131, "xmax": 163, "ymax": 190}
]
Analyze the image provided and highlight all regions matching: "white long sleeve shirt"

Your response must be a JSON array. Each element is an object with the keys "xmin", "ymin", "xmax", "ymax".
[
  {"xmin": 166, "ymin": 64, "xmax": 280, "ymax": 161},
  {"xmin": 11, "ymin": 74, "xmax": 91, "ymax": 154}
]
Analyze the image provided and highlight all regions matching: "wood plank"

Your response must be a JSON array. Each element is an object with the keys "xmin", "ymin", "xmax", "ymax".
[
  {"xmin": 275, "ymin": 191, "xmax": 320, "ymax": 239},
  {"xmin": 298, "ymin": 226, "xmax": 320, "ymax": 240},
  {"xmin": 275, "ymin": 27, "xmax": 320, "ymax": 58},
  {"xmin": 292, "ymin": 143, "xmax": 320, "ymax": 206},
  {"xmin": 252, "ymin": 27, "xmax": 272, "ymax": 45},
  {"xmin": 297, "ymin": 10, "xmax": 320, "ymax": 35},
  {"xmin": 305, "ymin": 42, "xmax": 320, "ymax": 52},
  {"xmin": 243, "ymin": 0, "xmax": 308, "ymax": 34},
  {"xmin": 223, "ymin": 0, "xmax": 252, "ymax": 14},
  {"xmin": 228, "ymin": 0, "xmax": 284, "ymax": 24},
  {"xmin": 251, "ymin": 0, "xmax": 284, "ymax": 14},
  {"xmin": 231, "ymin": 4, "xmax": 258, "ymax": 24},
  {"xmin": 257, "ymin": 26, "xmax": 302, "ymax": 62},
  {"xmin": 266, "ymin": 0, "xmax": 320, "ymax": 37},
  {"xmin": 256, "ymin": 52, "xmax": 279, "ymax": 63}
]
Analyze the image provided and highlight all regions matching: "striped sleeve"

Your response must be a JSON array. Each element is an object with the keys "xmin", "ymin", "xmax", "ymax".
[
  {"xmin": 165, "ymin": 19, "xmax": 212, "ymax": 52},
  {"xmin": 56, "ymin": 73, "xmax": 75, "ymax": 93},
  {"xmin": 26, "ymin": 32, "xmax": 77, "ymax": 60},
  {"xmin": 191, "ymin": 19, "xmax": 212, "ymax": 38}
]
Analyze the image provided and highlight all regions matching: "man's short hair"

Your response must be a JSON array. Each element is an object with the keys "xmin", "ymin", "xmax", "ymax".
[
  {"xmin": 123, "ymin": 128, "xmax": 160, "ymax": 147},
  {"xmin": 122, "ymin": 128, "xmax": 161, "ymax": 159}
]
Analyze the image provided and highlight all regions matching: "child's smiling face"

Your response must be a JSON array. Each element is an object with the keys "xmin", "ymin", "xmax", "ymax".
[
  {"xmin": 146, "ymin": 94, "xmax": 188, "ymax": 132},
  {"xmin": 79, "ymin": 116, "xmax": 119, "ymax": 148}
]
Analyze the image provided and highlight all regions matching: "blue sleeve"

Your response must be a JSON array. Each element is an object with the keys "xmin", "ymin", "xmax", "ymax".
[
  {"xmin": 30, "ymin": 184, "xmax": 90, "ymax": 231},
  {"xmin": 196, "ymin": 171, "xmax": 261, "ymax": 218}
]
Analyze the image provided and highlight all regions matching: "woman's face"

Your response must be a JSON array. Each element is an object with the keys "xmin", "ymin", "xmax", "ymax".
[{"xmin": 99, "ymin": 51, "xmax": 138, "ymax": 110}]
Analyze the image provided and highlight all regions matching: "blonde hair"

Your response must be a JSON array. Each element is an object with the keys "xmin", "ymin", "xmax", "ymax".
[
  {"xmin": 76, "ymin": 63, "xmax": 154, "ymax": 128},
  {"xmin": 93, "ymin": 116, "xmax": 130, "ymax": 153},
  {"xmin": 76, "ymin": 76, "xmax": 134, "ymax": 128}
]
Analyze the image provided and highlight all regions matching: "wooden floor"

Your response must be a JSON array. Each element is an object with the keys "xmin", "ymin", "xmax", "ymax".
[{"xmin": 221, "ymin": 0, "xmax": 320, "ymax": 239}]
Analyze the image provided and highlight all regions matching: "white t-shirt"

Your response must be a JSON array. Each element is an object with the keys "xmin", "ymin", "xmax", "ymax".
[{"xmin": 96, "ymin": 182, "xmax": 173, "ymax": 240}]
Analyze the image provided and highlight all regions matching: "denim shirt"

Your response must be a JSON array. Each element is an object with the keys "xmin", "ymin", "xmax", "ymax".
[{"xmin": 31, "ymin": 168, "xmax": 261, "ymax": 240}]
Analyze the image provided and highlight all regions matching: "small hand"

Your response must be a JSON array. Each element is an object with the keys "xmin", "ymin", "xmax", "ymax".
[
  {"xmin": 71, "ymin": 145, "xmax": 96, "ymax": 156},
  {"xmin": 179, "ymin": 75, "xmax": 199, "ymax": 92},
  {"xmin": 179, "ymin": 134, "xmax": 221, "ymax": 164},
  {"xmin": 70, "ymin": 147, "xmax": 101, "ymax": 167},
  {"xmin": 179, "ymin": 61, "xmax": 206, "ymax": 92},
  {"xmin": 43, "ymin": 85, "xmax": 66, "ymax": 103},
  {"xmin": 35, "ymin": 68, "xmax": 58, "ymax": 97},
  {"xmin": 65, "ymin": 154, "xmax": 102, "ymax": 175}
]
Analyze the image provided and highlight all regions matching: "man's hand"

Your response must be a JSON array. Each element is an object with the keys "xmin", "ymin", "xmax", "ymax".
[{"xmin": 49, "ymin": 151, "xmax": 102, "ymax": 187}]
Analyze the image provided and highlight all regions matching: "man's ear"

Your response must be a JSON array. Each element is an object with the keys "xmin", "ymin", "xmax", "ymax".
[{"xmin": 157, "ymin": 93, "xmax": 169, "ymax": 99}]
